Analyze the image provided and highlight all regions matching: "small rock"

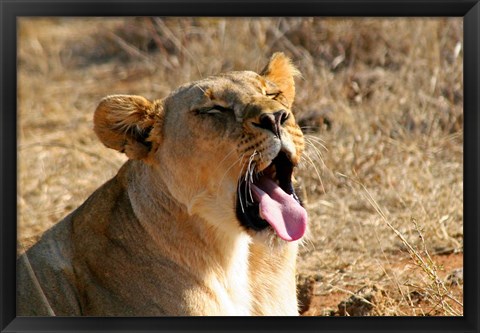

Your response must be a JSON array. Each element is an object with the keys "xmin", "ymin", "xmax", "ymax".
[
  {"xmin": 320, "ymin": 308, "xmax": 336, "ymax": 316},
  {"xmin": 409, "ymin": 290, "xmax": 427, "ymax": 304},
  {"xmin": 337, "ymin": 285, "xmax": 380, "ymax": 316},
  {"xmin": 446, "ymin": 267, "xmax": 463, "ymax": 286}
]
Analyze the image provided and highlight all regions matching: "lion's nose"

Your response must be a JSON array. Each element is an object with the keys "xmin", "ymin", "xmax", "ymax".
[{"xmin": 256, "ymin": 110, "xmax": 288, "ymax": 138}]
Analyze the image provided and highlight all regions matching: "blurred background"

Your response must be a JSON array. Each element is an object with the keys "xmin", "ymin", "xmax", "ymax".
[{"xmin": 18, "ymin": 17, "xmax": 463, "ymax": 316}]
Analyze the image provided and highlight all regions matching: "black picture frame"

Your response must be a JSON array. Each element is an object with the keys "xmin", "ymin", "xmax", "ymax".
[{"xmin": 1, "ymin": 1, "xmax": 478, "ymax": 332}]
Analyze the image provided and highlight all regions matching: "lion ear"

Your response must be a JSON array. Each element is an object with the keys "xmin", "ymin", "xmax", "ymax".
[
  {"xmin": 260, "ymin": 52, "xmax": 301, "ymax": 108},
  {"xmin": 94, "ymin": 95, "xmax": 163, "ymax": 160}
]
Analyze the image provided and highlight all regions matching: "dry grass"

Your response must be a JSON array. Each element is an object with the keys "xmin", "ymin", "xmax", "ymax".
[{"xmin": 18, "ymin": 17, "xmax": 463, "ymax": 316}]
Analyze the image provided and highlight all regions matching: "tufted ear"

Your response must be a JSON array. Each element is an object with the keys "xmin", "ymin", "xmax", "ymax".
[
  {"xmin": 260, "ymin": 52, "xmax": 301, "ymax": 109},
  {"xmin": 94, "ymin": 95, "xmax": 164, "ymax": 160}
]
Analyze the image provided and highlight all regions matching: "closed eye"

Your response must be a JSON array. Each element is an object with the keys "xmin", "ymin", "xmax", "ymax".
[
  {"xmin": 266, "ymin": 92, "xmax": 280, "ymax": 99},
  {"xmin": 195, "ymin": 105, "xmax": 233, "ymax": 115},
  {"xmin": 267, "ymin": 91, "xmax": 288, "ymax": 107}
]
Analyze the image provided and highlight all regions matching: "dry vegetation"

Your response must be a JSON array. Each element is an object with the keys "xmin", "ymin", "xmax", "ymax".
[{"xmin": 18, "ymin": 17, "xmax": 463, "ymax": 316}]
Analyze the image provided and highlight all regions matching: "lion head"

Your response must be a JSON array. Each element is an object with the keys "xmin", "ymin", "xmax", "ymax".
[{"xmin": 93, "ymin": 53, "xmax": 307, "ymax": 242}]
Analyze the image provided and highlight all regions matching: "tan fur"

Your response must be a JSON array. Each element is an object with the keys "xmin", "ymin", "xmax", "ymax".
[{"xmin": 17, "ymin": 53, "xmax": 306, "ymax": 316}]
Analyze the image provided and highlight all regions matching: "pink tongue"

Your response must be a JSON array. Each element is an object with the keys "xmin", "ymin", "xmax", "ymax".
[{"xmin": 251, "ymin": 177, "xmax": 307, "ymax": 241}]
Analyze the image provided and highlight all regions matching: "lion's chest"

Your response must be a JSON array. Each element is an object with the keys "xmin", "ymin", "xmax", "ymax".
[{"xmin": 198, "ymin": 234, "xmax": 252, "ymax": 315}]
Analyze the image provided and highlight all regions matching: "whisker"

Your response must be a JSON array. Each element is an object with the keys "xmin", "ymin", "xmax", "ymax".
[
  {"xmin": 237, "ymin": 183, "xmax": 245, "ymax": 212},
  {"xmin": 216, "ymin": 152, "xmax": 245, "ymax": 198},
  {"xmin": 237, "ymin": 153, "xmax": 252, "ymax": 213},
  {"xmin": 237, "ymin": 154, "xmax": 251, "ymax": 213},
  {"xmin": 245, "ymin": 151, "xmax": 257, "ymax": 205},
  {"xmin": 304, "ymin": 138, "xmax": 326, "ymax": 169},
  {"xmin": 305, "ymin": 138, "xmax": 324, "ymax": 157},
  {"xmin": 213, "ymin": 147, "xmax": 239, "ymax": 173},
  {"xmin": 304, "ymin": 134, "xmax": 327, "ymax": 151},
  {"xmin": 244, "ymin": 171, "xmax": 249, "ymax": 207},
  {"xmin": 299, "ymin": 235, "xmax": 316, "ymax": 252},
  {"xmin": 302, "ymin": 153, "xmax": 325, "ymax": 194},
  {"xmin": 255, "ymin": 152, "xmax": 263, "ymax": 181},
  {"xmin": 304, "ymin": 132, "xmax": 325, "ymax": 140},
  {"xmin": 248, "ymin": 161, "xmax": 256, "ymax": 203},
  {"xmin": 304, "ymin": 133, "xmax": 326, "ymax": 143},
  {"xmin": 300, "ymin": 125, "xmax": 323, "ymax": 132}
]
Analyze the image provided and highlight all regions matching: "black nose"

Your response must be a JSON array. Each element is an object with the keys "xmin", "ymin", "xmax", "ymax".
[{"xmin": 257, "ymin": 110, "xmax": 288, "ymax": 137}]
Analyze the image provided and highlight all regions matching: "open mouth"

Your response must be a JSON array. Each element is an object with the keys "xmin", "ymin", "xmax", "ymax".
[{"xmin": 235, "ymin": 151, "xmax": 308, "ymax": 241}]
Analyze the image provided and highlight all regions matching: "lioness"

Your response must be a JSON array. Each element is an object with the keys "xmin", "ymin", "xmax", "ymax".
[{"xmin": 17, "ymin": 53, "xmax": 308, "ymax": 316}]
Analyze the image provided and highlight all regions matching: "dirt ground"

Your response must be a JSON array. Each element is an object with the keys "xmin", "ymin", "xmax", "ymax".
[
  {"xmin": 17, "ymin": 17, "xmax": 463, "ymax": 316},
  {"xmin": 299, "ymin": 252, "xmax": 463, "ymax": 316}
]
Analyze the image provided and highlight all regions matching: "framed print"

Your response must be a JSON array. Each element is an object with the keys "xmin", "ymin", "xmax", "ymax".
[{"xmin": 1, "ymin": 0, "xmax": 479, "ymax": 332}]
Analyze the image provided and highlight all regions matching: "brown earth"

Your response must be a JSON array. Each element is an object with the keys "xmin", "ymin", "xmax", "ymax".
[{"xmin": 299, "ymin": 252, "xmax": 463, "ymax": 316}]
